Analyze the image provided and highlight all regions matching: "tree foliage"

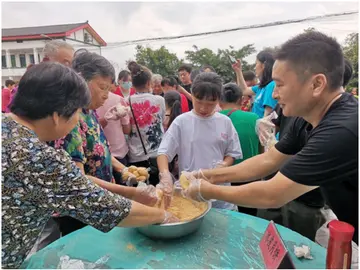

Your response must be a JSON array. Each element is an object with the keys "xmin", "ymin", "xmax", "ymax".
[
  {"xmin": 134, "ymin": 45, "xmax": 182, "ymax": 77},
  {"xmin": 184, "ymin": 44, "xmax": 256, "ymax": 83},
  {"xmin": 133, "ymin": 44, "xmax": 256, "ymax": 83},
  {"xmin": 343, "ymin": 33, "xmax": 358, "ymax": 90}
]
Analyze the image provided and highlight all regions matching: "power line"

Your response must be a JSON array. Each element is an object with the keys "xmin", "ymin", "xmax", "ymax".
[{"xmin": 106, "ymin": 10, "xmax": 358, "ymax": 48}]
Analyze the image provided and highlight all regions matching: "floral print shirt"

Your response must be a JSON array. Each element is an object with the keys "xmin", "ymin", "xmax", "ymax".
[
  {"xmin": 127, "ymin": 93, "xmax": 165, "ymax": 163},
  {"xmin": 2, "ymin": 115, "xmax": 131, "ymax": 269},
  {"xmin": 54, "ymin": 109, "xmax": 114, "ymax": 182}
]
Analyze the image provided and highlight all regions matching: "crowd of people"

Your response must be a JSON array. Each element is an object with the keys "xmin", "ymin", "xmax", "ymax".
[{"xmin": 2, "ymin": 31, "xmax": 358, "ymax": 269}]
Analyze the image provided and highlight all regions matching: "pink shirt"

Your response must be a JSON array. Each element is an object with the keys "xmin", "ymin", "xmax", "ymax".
[
  {"xmin": 97, "ymin": 92, "xmax": 129, "ymax": 159},
  {"xmin": 2, "ymin": 88, "xmax": 11, "ymax": 112}
]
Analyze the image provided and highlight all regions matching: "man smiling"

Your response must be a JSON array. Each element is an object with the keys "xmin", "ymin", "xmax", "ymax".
[{"xmin": 182, "ymin": 31, "xmax": 358, "ymax": 244}]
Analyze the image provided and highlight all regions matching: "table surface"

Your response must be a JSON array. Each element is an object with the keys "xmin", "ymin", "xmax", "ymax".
[{"xmin": 23, "ymin": 209, "xmax": 326, "ymax": 269}]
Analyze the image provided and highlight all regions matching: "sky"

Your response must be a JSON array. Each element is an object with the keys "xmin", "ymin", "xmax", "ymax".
[{"xmin": 1, "ymin": 1, "xmax": 359, "ymax": 75}]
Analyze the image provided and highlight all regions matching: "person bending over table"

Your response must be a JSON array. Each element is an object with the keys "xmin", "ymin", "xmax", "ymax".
[
  {"xmin": 2, "ymin": 62, "xmax": 177, "ymax": 269},
  {"xmin": 52, "ymin": 52, "xmax": 161, "ymax": 236},
  {"xmin": 180, "ymin": 31, "xmax": 358, "ymax": 244}
]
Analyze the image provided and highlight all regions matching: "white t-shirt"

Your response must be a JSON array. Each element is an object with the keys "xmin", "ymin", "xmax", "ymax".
[
  {"xmin": 128, "ymin": 93, "xmax": 166, "ymax": 163},
  {"xmin": 158, "ymin": 111, "xmax": 243, "ymax": 210}
]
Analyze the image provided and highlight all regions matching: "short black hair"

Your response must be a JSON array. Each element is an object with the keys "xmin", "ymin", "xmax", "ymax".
[
  {"xmin": 178, "ymin": 63, "xmax": 192, "ymax": 73},
  {"xmin": 257, "ymin": 51, "xmax": 275, "ymax": 88},
  {"xmin": 128, "ymin": 61, "xmax": 152, "ymax": 88},
  {"xmin": 343, "ymin": 59, "xmax": 353, "ymax": 87},
  {"xmin": 243, "ymin": 70, "xmax": 256, "ymax": 82},
  {"xmin": 161, "ymin": 77, "xmax": 171, "ymax": 87},
  {"xmin": 191, "ymin": 72, "xmax": 223, "ymax": 101},
  {"xmin": 190, "ymin": 69, "xmax": 201, "ymax": 83},
  {"xmin": 275, "ymin": 31, "xmax": 344, "ymax": 90},
  {"xmin": 161, "ymin": 76, "xmax": 179, "ymax": 87},
  {"xmin": 72, "ymin": 51, "xmax": 115, "ymax": 83},
  {"xmin": 221, "ymin": 83, "xmax": 242, "ymax": 103},
  {"xmin": 118, "ymin": 70, "xmax": 130, "ymax": 82},
  {"xmin": 5, "ymin": 80, "xmax": 15, "ymax": 87},
  {"xmin": 10, "ymin": 62, "xmax": 90, "ymax": 120},
  {"xmin": 201, "ymin": 65, "xmax": 215, "ymax": 72}
]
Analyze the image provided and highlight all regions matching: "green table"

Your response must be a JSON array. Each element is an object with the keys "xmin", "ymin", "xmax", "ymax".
[{"xmin": 22, "ymin": 209, "xmax": 326, "ymax": 269}]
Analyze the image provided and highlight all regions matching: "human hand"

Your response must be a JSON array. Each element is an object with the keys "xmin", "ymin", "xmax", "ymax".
[
  {"xmin": 157, "ymin": 171, "xmax": 174, "ymax": 209},
  {"xmin": 178, "ymin": 174, "xmax": 211, "ymax": 203},
  {"xmin": 121, "ymin": 167, "xmax": 137, "ymax": 186},
  {"xmin": 104, "ymin": 104, "xmax": 129, "ymax": 121},
  {"xmin": 132, "ymin": 183, "xmax": 160, "ymax": 207},
  {"xmin": 161, "ymin": 211, "xmax": 180, "ymax": 224},
  {"xmin": 231, "ymin": 59, "xmax": 242, "ymax": 73}
]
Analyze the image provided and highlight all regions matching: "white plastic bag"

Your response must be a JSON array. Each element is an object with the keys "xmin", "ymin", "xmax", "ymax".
[
  {"xmin": 57, "ymin": 255, "xmax": 110, "ymax": 269},
  {"xmin": 255, "ymin": 111, "xmax": 278, "ymax": 151}
]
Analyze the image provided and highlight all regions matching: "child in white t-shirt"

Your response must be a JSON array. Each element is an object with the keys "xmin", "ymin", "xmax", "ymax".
[{"xmin": 157, "ymin": 72, "xmax": 243, "ymax": 210}]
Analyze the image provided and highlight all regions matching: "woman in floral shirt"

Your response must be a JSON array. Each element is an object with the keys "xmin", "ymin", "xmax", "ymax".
[
  {"xmin": 127, "ymin": 61, "xmax": 166, "ymax": 186},
  {"xmin": 2, "ymin": 62, "xmax": 176, "ymax": 269},
  {"xmin": 53, "ymin": 52, "xmax": 162, "ymax": 236}
]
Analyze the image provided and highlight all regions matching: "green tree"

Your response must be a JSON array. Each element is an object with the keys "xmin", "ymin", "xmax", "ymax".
[
  {"xmin": 343, "ymin": 33, "xmax": 358, "ymax": 91},
  {"xmin": 134, "ymin": 45, "xmax": 182, "ymax": 76},
  {"xmin": 184, "ymin": 44, "xmax": 256, "ymax": 83}
]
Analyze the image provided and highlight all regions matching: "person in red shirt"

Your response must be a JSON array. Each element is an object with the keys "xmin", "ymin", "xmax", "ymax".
[
  {"xmin": 114, "ymin": 70, "xmax": 136, "ymax": 98},
  {"xmin": 161, "ymin": 76, "xmax": 189, "ymax": 113},
  {"xmin": 240, "ymin": 71, "xmax": 257, "ymax": 112},
  {"xmin": 2, "ymin": 80, "xmax": 15, "ymax": 113}
]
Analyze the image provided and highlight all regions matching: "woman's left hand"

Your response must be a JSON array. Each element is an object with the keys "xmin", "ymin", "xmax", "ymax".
[{"xmin": 132, "ymin": 184, "xmax": 160, "ymax": 207}]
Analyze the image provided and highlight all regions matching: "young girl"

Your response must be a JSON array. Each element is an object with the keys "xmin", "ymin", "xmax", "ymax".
[
  {"xmin": 157, "ymin": 72, "xmax": 243, "ymax": 210},
  {"xmin": 163, "ymin": 90, "xmax": 182, "ymax": 131}
]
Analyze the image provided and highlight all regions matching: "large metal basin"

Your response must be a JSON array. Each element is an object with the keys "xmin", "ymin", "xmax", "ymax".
[{"xmin": 137, "ymin": 190, "xmax": 211, "ymax": 240}]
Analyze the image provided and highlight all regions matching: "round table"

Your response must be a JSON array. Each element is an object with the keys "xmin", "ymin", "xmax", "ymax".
[{"xmin": 22, "ymin": 209, "xmax": 326, "ymax": 269}]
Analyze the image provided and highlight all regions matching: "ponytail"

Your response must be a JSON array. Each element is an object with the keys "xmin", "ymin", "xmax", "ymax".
[{"xmin": 169, "ymin": 100, "xmax": 182, "ymax": 128}]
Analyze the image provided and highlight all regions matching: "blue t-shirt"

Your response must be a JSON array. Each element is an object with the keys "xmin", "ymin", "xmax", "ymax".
[{"xmin": 251, "ymin": 81, "xmax": 277, "ymax": 118}]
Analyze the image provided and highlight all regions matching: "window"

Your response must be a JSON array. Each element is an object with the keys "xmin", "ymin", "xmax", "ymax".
[
  {"xmin": 10, "ymin": 55, "xmax": 16, "ymax": 68},
  {"xmin": 38, "ymin": 54, "xmax": 41, "ymax": 63},
  {"xmin": 29, "ymin": 54, "xmax": 35, "ymax": 64},
  {"xmin": 84, "ymin": 32, "xmax": 90, "ymax": 43},
  {"xmin": 2, "ymin": 55, "xmax": 6, "ymax": 68},
  {"xmin": 19, "ymin": 54, "xmax": 26, "ymax": 67}
]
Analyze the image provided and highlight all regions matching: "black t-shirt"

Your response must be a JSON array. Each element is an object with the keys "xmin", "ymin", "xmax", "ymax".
[
  {"xmin": 273, "ymin": 104, "xmax": 325, "ymax": 208},
  {"xmin": 182, "ymin": 84, "xmax": 193, "ymax": 110},
  {"xmin": 276, "ymin": 93, "xmax": 358, "ymax": 243}
]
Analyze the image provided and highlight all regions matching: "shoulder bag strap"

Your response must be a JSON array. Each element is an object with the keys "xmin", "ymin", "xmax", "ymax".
[{"xmin": 227, "ymin": 108, "xmax": 238, "ymax": 117}]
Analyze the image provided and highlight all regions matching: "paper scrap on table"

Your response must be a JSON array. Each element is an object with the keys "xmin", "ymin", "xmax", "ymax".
[{"xmin": 293, "ymin": 245, "xmax": 313, "ymax": 260}]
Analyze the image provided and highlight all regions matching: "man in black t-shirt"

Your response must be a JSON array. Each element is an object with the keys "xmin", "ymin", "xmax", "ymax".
[
  {"xmin": 185, "ymin": 31, "xmax": 358, "ymax": 244},
  {"xmin": 178, "ymin": 63, "xmax": 193, "ymax": 109}
]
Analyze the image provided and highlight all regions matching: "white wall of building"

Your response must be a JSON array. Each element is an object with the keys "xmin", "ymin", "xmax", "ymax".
[{"xmin": 2, "ymin": 28, "xmax": 103, "ymax": 86}]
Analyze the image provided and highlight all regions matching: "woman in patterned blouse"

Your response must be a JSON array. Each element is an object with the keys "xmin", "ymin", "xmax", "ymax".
[
  {"xmin": 52, "ymin": 52, "xmax": 166, "ymax": 236},
  {"xmin": 2, "ymin": 62, "xmax": 177, "ymax": 269}
]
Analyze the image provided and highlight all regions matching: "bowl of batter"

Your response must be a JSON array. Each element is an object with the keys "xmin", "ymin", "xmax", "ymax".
[{"xmin": 137, "ymin": 188, "xmax": 211, "ymax": 239}]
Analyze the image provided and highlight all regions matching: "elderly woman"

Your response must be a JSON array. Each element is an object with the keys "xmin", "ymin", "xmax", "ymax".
[
  {"xmin": 151, "ymin": 74, "xmax": 163, "ymax": 96},
  {"xmin": 2, "ymin": 62, "xmax": 177, "ymax": 269},
  {"xmin": 53, "ymin": 52, "xmax": 163, "ymax": 236}
]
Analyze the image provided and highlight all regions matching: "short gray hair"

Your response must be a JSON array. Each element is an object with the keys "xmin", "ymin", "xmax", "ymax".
[
  {"xmin": 72, "ymin": 51, "xmax": 115, "ymax": 83},
  {"xmin": 152, "ymin": 74, "xmax": 163, "ymax": 84},
  {"xmin": 43, "ymin": 40, "xmax": 74, "ymax": 58}
]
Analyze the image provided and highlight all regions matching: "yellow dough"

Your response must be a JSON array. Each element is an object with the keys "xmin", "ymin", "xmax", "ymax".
[
  {"xmin": 161, "ymin": 195, "xmax": 207, "ymax": 222},
  {"xmin": 137, "ymin": 176, "xmax": 147, "ymax": 182},
  {"xmin": 179, "ymin": 174, "xmax": 190, "ymax": 189}
]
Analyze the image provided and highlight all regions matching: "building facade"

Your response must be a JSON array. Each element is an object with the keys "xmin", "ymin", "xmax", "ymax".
[{"xmin": 1, "ymin": 21, "xmax": 107, "ymax": 86}]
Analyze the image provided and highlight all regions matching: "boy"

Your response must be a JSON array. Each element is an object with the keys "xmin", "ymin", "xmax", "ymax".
[{"xmin": 157, "ymin": 72, "xmax": 243, "ymax": 210}]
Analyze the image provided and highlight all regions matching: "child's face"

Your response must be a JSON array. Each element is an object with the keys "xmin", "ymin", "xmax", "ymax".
[{"xmin": 192, "ymin": 96, "xmax": 218, "ymax": 117}]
